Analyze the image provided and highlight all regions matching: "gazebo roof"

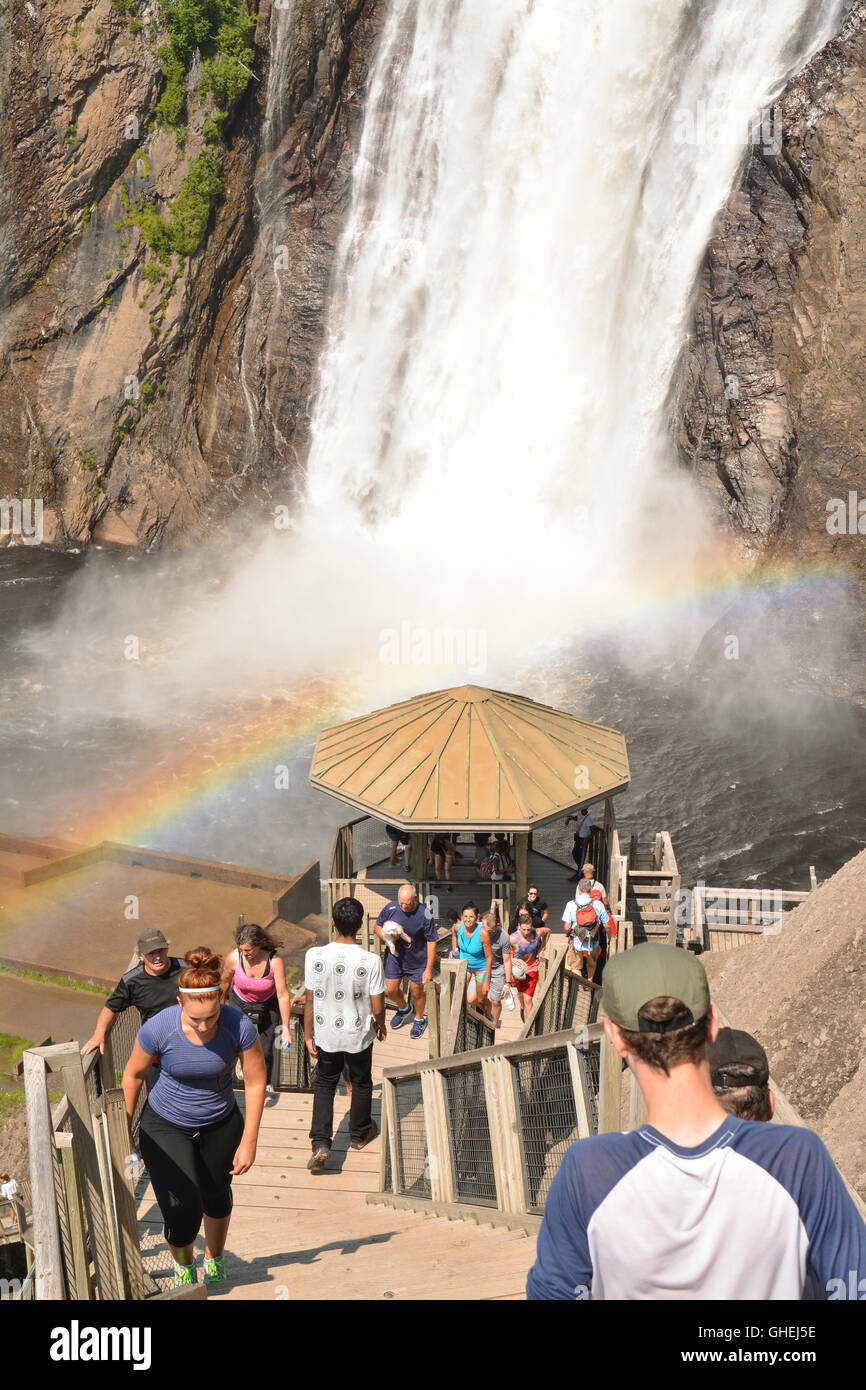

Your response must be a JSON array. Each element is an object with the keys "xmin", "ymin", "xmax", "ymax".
[{"xmin": 309, "ymin": 684, "xmax": 629, "ymax": 831}]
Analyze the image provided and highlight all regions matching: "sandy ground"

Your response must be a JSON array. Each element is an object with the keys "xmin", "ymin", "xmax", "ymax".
[
  {"xmin": 0, "ymin": 974, "xmax": 103, "ymax": 1181},
  {"xmin": 703, "ymin": 846, "xmax": 866, "ymax": 1201}
]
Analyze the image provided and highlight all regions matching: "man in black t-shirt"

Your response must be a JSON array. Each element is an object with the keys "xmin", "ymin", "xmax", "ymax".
[
  {"xmin": 511, "ymin": 883, "xmax": 549, "ymax": 931},
  {"xmin": 80, "ymin": 929, "xmax": 183, "ymax": 1057}
]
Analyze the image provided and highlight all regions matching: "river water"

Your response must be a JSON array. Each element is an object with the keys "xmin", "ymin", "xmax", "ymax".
[{"xmin": 2, "ymin": 545, "xmax": 864, "ymax": 893}]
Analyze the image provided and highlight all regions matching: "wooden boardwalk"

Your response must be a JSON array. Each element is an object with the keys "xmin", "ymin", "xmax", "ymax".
[{"xmin": 137, "ymin": 1006, "xmax": 535, "ymax": 1300}]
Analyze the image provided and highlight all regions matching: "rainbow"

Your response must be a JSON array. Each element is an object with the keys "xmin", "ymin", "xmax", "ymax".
[{"xmin": 26, "ymin": 555, "xmax": 857, "ymax": 854}]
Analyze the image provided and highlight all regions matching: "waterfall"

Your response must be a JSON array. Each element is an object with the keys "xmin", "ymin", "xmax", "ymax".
[
  {"xmin": 21, "ymin": 0, "xmax": 850, "ymax": 722},
  {"xmin": 302, "ymin": 0, "xmax": 844, "ymax": 617}
]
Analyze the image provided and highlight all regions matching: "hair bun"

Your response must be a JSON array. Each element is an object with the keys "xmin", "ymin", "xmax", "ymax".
[
  {"xmin": 184, "ymin": 946, "xmax": 221, "ymax": 972},
  {"xmin": 178, "ymin": 946, "xmax": 222, "ymax": 995}
]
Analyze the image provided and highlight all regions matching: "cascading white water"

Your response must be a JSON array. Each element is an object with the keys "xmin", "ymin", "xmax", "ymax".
[
  {"xmin": 301, "ymin": 0, "xmax": 844, "ymax": 614},
  {"xmin": 21, "ymin": 0, "xmax": 849, "ymax": 719}
]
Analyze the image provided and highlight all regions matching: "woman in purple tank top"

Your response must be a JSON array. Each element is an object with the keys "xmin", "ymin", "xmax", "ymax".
[{"xmin": 221, "ymin": 924, "xmax": 292, "ymax": 1084}]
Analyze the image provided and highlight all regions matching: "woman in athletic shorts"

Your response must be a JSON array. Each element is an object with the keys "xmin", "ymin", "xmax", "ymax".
[
  {"xmin": 482, "ymin": 910, "xmax": 514, "ymax": 1028},
  {"xmin": 430, "ymin": 832, "xmax": 457, "ymax": 884},
  {"xmin": 509, "ymin": 910, "xmax": 551, "ymax": 1022},
  {"xmin": 122, "ymin": 946, "xmax": 266, "ymax": 1287},
  {"xmin": 451, "ymin": 902, "xmax": 493, "ymax": 1012}
]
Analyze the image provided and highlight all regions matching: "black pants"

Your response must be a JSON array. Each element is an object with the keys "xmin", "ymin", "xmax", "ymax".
[
  {"xmin": 138, "ymin": 1102, "xmax": 244, "ymax": 1249},
  {"xmin": 572, "ymin": 838, "xmax": 591, "ymax": 869},
  {"xmin": 229, "ymin": 990, "xmax": 280, "ymax": 1079},
  {"xmin": 310, "ymin": 1043, "xmax": 374, "ymax": 1148}
]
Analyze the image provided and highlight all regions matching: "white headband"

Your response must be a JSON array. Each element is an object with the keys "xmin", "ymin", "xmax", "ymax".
[{"xmin": 178, "ymin": 986, "xmax": 219, "ymax": 995}]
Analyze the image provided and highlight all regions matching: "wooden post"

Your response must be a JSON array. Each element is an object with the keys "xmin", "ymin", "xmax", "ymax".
[
  {"xmin": 668, "ymin": 873, "xmax": 680, "ymax": 946},
  {"xmin": 566, "ymin": 1042, "xmax": 592, "ymax": 1140},
  {"xmin": 23, "ymin": 1050, "xmax": 65, "ymax": 1301},
  {"xmin": 597, "ymin": 1032, "xmax": 622, "ymax": 1134},
  {"xmin": 488, "ymin": 1055, "xmax": 526, "ymax": 1213},
  {"xmin": 55, "ymin": 1133, "xmax": 93, "ymax": 1300},
  {"xmin": 420, "ymin": 1069, "xmax": 454, "ymax": 1203},
  {"xmin": 809, "ymin": 865, "xmax": 818, "ymax": 891},
  {"xmin": 49, "ymin": 1044, "xmax": 125, "ymax": 1300},
  {"xmin": 442, "ymin": 960, "xmax": 468, "ymax": 1056},
  {"xmin": 410, "ymin": 833, "xmax": 426, "ymax": 885},
  {"xmin": 514, "ymin": 831, "xmax": 529, "ymax": 903},
  {"xmin": 103, "ymin": 1088, "xmax": 147, "ymax": 1300},
  {"xmin": 627, "ymin": 1066, "xmax": 648, "ymax": 1129},
  {"xmin": 381, "ymin": 1079, "xmax": 400, "ymax": 1194},
  {"xmin": 425, "ymin": 980, "xmax": 440, "ymax": 1058}
]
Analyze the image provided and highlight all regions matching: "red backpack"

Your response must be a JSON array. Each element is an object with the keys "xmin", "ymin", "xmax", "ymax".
[{"xmin": 574, "ymin": 901, "xmax": 598, "ymax": 932}]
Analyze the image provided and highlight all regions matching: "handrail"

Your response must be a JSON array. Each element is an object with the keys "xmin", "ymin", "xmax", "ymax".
[{"xmin": 382, "ymin": 1021, "xmax": 606, "ymax": 1079}]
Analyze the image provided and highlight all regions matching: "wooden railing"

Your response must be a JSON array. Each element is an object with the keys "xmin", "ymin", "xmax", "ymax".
[
  {"xmin": 24, "ymin": 1041, "xmax": 148, "ymax": 1301},
  {"xmin": 688, "ymin": 884, "xmax": 811, "ymax": 951},
  {"xmin": 371, "ymin": 1023, "xmax": 623, "ymax": 1224},
  {"xmin": 627, "ymin": 829, "xmax": 680, "ymax": 945},
  {"xmin": 519, "ymin": 942, "xmax": 602, "ymax": 1039}
]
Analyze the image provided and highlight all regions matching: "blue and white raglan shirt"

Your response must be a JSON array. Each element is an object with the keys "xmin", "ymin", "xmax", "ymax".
[{"xmin": 526, "ymin": 1117, "xmax": 866, "ymax": 1300}]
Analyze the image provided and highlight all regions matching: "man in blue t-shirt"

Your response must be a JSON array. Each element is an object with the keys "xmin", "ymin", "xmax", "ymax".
[
  {"xmin": 375, "ymin": 882, "xmax": 438, "ymax": 1041},
  {"xmin": 527, "ymin": 943, "xmax": 866, "ymax": 1300}
]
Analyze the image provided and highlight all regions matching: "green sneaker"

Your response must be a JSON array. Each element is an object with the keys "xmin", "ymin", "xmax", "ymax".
[
  {"xmin": 172, "ymin": 1260, "xmax": 196, "ymax": 1287},
  {"xmin": 204, "ymin": 1255, "xmax": 227, "ymax": 1284}
]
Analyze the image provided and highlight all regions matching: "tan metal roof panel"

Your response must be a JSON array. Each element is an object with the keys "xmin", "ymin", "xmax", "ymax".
[{"xmin": 309, "ymin": 685, "xmax": 629, "ymax": 830}]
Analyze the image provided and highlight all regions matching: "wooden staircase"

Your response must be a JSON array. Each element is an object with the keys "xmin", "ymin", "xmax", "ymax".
[
  {"xmin": 137, "ymin": 1020, "xmax": 535, "ymax": 1301},
  {"xmin": 626, "ymin": 836, "xmax": 679, "ymax": 945}
]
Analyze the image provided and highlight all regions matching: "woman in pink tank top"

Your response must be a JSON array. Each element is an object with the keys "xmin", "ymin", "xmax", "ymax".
[{"xmin": 220, "ymin": 924, "xmax": 291, "ymax": 1085}]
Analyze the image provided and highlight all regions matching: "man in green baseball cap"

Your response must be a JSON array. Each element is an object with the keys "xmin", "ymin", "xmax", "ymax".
[{"xmin": 527, "ymin": 943, "xmax": 866, "ymax": 1300}]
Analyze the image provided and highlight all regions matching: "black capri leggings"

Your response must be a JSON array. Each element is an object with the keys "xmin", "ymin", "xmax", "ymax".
[
  {"xmin": 138, "ymin": 1102, "xmax": 245, "ymax": 1249},
  {"xmin": 228, "ymin": 989, "xmax": 280, "ymax": 1080}
]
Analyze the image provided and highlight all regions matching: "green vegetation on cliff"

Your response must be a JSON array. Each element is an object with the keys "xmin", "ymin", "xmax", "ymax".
[
  {"xmin": 131, "ymin": 148, "xmax": 225, "ymax": 258},
  {"xmin": 156, "ymin": 0, "xmax": 256, "ymax": 128},
  {"xmin": 134, "ymin": 0, "xmax": 255, "ymax": 257}
]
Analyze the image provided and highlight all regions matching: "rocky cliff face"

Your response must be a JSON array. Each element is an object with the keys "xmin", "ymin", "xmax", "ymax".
[
  {"xmin": 0, "ymin": 0, "xmax": 381, "ymax": 548},
  {"xmin": 674, "ymin": 3, "xmax": 866, "ymax": 586}
]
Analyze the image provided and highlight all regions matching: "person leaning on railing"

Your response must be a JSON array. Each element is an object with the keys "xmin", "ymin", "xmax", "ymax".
[
  {"xmin": 121, "ymin": 947, "xmax": 266, "ymax": 1289},
  {"xmin": 527, "ymin": 944, "xmax": 866, "ymax": 1300},
  {"xmin": 80, "ymin": 929, "xmax": 183, "ymax": 1060}
]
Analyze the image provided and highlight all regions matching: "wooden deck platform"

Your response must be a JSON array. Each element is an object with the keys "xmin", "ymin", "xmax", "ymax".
[{"xmin": 137, "ymin": 1004, "xmax": 534, "ymax": 1300}]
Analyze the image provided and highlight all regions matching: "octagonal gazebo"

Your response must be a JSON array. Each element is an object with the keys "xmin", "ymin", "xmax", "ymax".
[{"xmin": 310, "ymin": 684, "xmax": 630, "ymax": 925}]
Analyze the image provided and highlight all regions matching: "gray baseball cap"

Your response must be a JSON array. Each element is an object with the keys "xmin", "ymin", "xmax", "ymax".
[
  {"xmin": 602, "ymin": 943, "xmax": 710, "ymax": 1033},
  {"xmin": 137, "ymin": 929, "xmax": 169, "ymax": 954}
]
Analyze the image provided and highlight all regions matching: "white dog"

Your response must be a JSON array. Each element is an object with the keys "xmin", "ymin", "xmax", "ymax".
[{"xmin": 381, "ymin": 922, "xmax": 412, "ymax": 955}]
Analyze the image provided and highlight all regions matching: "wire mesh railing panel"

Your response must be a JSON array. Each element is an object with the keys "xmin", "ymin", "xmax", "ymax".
[
  {"xmin": 465, "ymin": 1013, "xmax": 494, "ymax": 1051},
  {"xmin": 383, "ymin": 1124, "xmax": 392, "ymax": 1192},
  {"xmin": 51, "ymin": 1143, "xmax": 75, "ymax": 1299},
  {"xmin": 564, "ymin": 973, "xmax": 586, "ymax": 1029},
  {"xmin": 442, "ymin": 1065, "xmax": 497, "ymax": 1206},
  {"xmin": 272, "ymin": 1013, "xmax": 315, "ymax": 1091},
  {"xmin": 511, "ymin": 1049, "xmax": 579, "ymax": 1214},
  {"xmin": 452, "ymin": 1007, "xmax": 466, "ymax": 1057},
  {"xmin": 576, "ymin": 1042, "xmax": 601, "ymax": 1134},
  {"xmin": 392, "ymin": 1077, "xmax": 431, "ymax": 1198},
  {"xmin": 84, "ymin": 1060, "xmax": 100, "ymax": 1110},
  {"xmin": 108, "ymin": 1007, "xmax": 147, "ymax": 1132}
]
